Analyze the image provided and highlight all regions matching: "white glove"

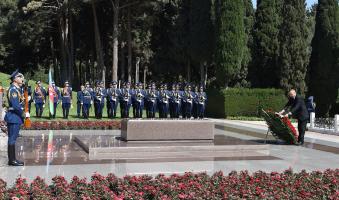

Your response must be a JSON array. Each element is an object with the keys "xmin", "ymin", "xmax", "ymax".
[
  {"xmin": 28, "ymin": 96, "xmax": 31, "ymax": 101},
  {"xmin": 43, "ymin": 104, "xmax": 45, "ymax": 108},
  {"xmin": 25, "ymin": 112, "xmax": 30, "ymax": 118},
  {"xmin": 91, "ymin": 101, "xmax": 93, "ymax": 105}
]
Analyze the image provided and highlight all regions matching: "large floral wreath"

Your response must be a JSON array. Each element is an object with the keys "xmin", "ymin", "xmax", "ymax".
[{"xmin": 262, "ymin": 109, "xmax": 298, "ymax": 144}]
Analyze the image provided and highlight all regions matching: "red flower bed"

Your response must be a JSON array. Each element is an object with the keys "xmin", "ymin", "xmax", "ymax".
[
  {"xmin": 1, "ymin": 169, "xmax": 338, "ymax": 199},
  {"xmin": 23, "ymin": 120, "xmax": 121, "ymax": 130}
]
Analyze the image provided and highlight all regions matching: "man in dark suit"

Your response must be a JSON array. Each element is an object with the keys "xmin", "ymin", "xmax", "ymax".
[{"xmin": 279, "ymin": 89, "xmax": 309, "ymax": 145}]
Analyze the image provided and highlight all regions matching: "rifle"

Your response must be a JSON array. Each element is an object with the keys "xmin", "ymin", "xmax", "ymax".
[{"xmin": 24, "ymin": 81, "xmax": 31, "ymax": 128}]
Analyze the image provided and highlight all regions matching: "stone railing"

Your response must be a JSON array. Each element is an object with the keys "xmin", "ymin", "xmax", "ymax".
[{"xmin": 309, "ymin": 112, "xmax": 339, "ymax": 135}]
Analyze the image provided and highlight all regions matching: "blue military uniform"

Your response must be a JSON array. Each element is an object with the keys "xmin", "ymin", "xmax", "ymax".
[
  {"xmin": 133, "ymin": 83, "xmax": 145, "ymax": 118},
  {"xmin": 182, "ymin": 85, "xmax": 194, "ymax": 119},
  {"xmin": 33, "ymin": 81, "xmax": 46, "ymax": 118},
  {"xmin": 145, "ymin": 84, "xmax": 152, "ymax": 118},
  {"xmin": 170, "ymin": 84, "xmax": 182, "ymax": 118},
  {"xmin": 120, "ymin": 82, "xmax": 132, "ymax": 118},
  {"xmin": 93, "ymin": 81, "xmax": 106, "ymax": 119},
  {"xmin": 146, "ymin": 83, "xmax": 158, "ymax": 118},
  {"xmin": 196, "ymin": 87, "xmax": 207, "ymax": 119},
  {"xmin": 82, "ymin": 82, "xmax": 93, "ymax": 119},
  {"xmin": 158, "ymin": 84, "xmax": 170, "ymax": 118},
  {"xmin": 106, "ymin": 81, "xmax": 120, "ymax": 118},
  {"xmin": 5, "ymin": 70, "xmax": 25, "ymax": 166},
  {"xmin": 192, "ymin": 86, "xmax": 199, "ymax": 119},
  {"xmin": 77, "ymin": 86, "xmax": 84, "ymax": 118},
  {"xmin": 61, "ymin": 82, "xmax": 72, "ymax": 119}
]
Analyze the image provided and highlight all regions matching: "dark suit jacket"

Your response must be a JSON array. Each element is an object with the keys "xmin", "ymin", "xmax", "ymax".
[{"xmin": 284, "ymin": 95, "xmax": 309, "ymax": 121}]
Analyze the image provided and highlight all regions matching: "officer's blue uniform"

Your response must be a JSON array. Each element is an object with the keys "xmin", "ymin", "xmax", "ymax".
[
  {"xmin": 192, "ymin": 88, "xmax": 199, "ymax": 119},
  {"xmin": 33, "ymin": 83, "xmax": 46, "ymax": 117},
  {"xmin": 144, "ymin": 86, "xmax": 151, "ymax": 118},
  {"xmin": 158, "ymin": 88, "xmax": 170, "ymax": 118},
  {"xmin": 82, "ymin": 86, "xmax": 93, "ymax": 119},
  {"xmin": 146, "ymin": 89, "xmax": 158, "ymax": 118},
  {"xmin": 120, "ymin": 86, "xmax": 132, "ymax": 118},
  {"xmin": 77, "ymin": 90, "xmax": 83, "ymax": 118},
  {"xmin": 134, "ymin": 87, "xmax": 145, "ymax": 118},
  {"xmin": 106, "ymin": 83, "xmax": 120, "ymax": 118},
  {"xmin": 196, "ymin": 91, "xmax": 207, "ymax": 119},
  {"xmin": 61, "ymin": 85, "xmax": 72, "ymax": 119},
  {"xmin": 170, "ymin": 89, "xmax": 182, "ymax": 118},
  {"xmin": 183, "ymin": 89, "xmax": 194, "ymax": 119},
  {"xmin": 5, "ymin": 70, "xmax": 25, "ymax": 166},
  {"xmin": 93, "ymin": 84, "xmax": 105, "ymax": 119}
]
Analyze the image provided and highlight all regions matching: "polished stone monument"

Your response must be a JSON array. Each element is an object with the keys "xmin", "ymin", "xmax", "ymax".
[{"xmin": 121, "ymin": 119, "xmax": 214, "ymax": 141}]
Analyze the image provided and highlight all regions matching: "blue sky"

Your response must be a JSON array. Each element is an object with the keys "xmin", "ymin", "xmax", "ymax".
[{"xmin": 252, "ymin": 0, "xmax": 318, "ymax": 8}]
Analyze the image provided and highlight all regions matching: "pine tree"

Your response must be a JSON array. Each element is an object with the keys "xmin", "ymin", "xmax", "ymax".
[
  {"xmin": 250, "ymin": 0, "xmax": 281, "ymax": 88},
  {"xmin": 278, "ymin": 0, "xmax": 308, "ymax": 94},
  {"xmin": 308, "ymin": 0, "xmax": 339, "ymax": 117},
  {"xmin": 214, "ymin": 0, "xmax": 245, "ymax": 87}
]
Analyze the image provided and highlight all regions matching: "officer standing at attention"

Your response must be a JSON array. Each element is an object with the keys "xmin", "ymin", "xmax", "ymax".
[
  {"xmin": 158, "ymin": 84, "xmax": 170, "ymax": 118},
  {"xmin": 82, "ymin": 82, "xmax": 93, "ymax": 119},
  {"xmin": 120, "ymin": 82, "xmax": 132, "ymax": 118},
  {"xmin": 134, "ymin": 83, "xmax": 145, "ymax": 118},
  {"xmin": 196, "ymin": 85, "xmax": 207, "ymax": 119},
  {"xmin": 49, "ymin": 81, "xmax": 60, "ymax": 119},
  {"xmin": 5, "ymin": 70, "xmax": 29, "ymax": 166},
  {"xmin": 192, "ymin": 85, "xmax": 199, "ymax": 119},
  {"xmin": 106, "ymin": 81, "xmax": 120, "ymax": 118},
  {"xmin": 77, "ymin": 85, "xmax": 85, "ymax": 118},
  {"xmin": 33, "ymin": 80, "xmax": 46, "ymax": 118},
  {"xmin": 61, "ymin": 81, "xmax": 72, "ymax": 119},
  {"xmin": 183, "ymin": 84, "xmax": 194, "ymax": 119},
  {"xmin": 145, "ymin": 83, "xmax": 151, "ymax": 118},
  {"xmin": 93, "ymin": 81, "xmax": 105, "ymax": 119},
  {"xmin": 147, "ymin": 82, "xmax": 158, "ymax": 118}
]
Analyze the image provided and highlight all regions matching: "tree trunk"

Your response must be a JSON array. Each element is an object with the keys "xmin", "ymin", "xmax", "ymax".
[
  {"xmin": 58, "ymin": 16, "xmax": 68, "ymax": 84},
  {"xmin": 68, "ymin": 13, "xmax": 74, "ymax": 84},
  {"xmin": 135, "ymin": 57, "xmax": 140, "ymax": 83},
  {"xmin": 127, "ymin": 6, "xmax": 132, "ymax": 83},
  {"xmin": 91, "ymin": 1, "xmax": 105, "ymax": 77},
  {"xmin": 112, "ymin": 0, "xmax": 120, "ymax": 81},
  {"xmin": 143, "ymin": 65, "xmax": 148, "ymax": 89},
  {"xmin": 120, "ymin": 42, "xmax": 126, "ymax": 82},
  {"xmin": 204, "ymin": 64, "xmax": 208, "ymax": 87}
]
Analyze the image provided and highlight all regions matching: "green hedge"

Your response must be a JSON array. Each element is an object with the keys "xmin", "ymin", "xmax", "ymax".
[{"xmin": 206, "ymin": 88, "xmax": 287, "ymax": 118}]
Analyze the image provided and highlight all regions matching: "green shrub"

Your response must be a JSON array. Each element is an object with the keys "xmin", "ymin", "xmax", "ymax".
[{"xmin": 206, "ymin": 88, "xmax": 287, "ymax": 118}]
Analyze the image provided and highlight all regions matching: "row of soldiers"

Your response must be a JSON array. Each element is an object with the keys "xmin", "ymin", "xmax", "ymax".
[
  {"xmin": 26, "ymin": 81, "xmax": 72, "ymax": 119},
  {"xmin": 77, "ymin": 81, "xmax": 207, "ymax": 119},
  {"xmin": 25, "ymin": 80, "xmax": 207, "ymax": 119}
]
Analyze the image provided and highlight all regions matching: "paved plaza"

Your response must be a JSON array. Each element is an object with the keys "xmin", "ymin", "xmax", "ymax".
[{"xmin": 0, "ymin": 120, "xmax": 339, "ymax": 186}]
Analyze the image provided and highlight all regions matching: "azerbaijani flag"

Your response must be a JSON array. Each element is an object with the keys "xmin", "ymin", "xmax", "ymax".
[{"xmin": 48, "ymin": 66, "xmax": 54, "ymax": 116}]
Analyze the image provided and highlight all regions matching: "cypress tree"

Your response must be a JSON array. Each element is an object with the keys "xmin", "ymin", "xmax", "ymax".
[
  {"xmin": 250, "ymin": 0, "xmax": 281, "ymax": 88},
  {"xmin": 235, "ymin": 0, "xmax": 255, "ymax": 87},
  {"xmin": 308, "ymin": 0, "xmax": 339, "ymax": 117},
  {"xmin": 278, "ymin": 0, "xmax": 308, "ymax": 94},
  {"xmin": 215, "ymin": 0, "xmax": 245, "ymax": 87}
]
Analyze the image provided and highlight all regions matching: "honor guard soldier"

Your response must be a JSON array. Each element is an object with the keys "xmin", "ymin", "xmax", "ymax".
[
  {"xmin": 106, "ymin": 81, "xmax": 120, "ymax": 118},
  {"xmin": 134, "ymin": 83, "xmax": 145, "ymax": 118},
  {"xmin": 82, "ymin": 82, "xmax": 93, "ymax": 119},
  {"xmin": 61, "ymin": 81, "xmax": 72, "ymax": 119},
  {"xmin": 183, "ymin": 84, "xmax": 194, "ymax": 119},
  {"xmin": 147, "ymin": 82, "xmax": 158, "ymax": 118},
  {"xmin": 77, "ymin": 85, "xmax": 85, "ymax": 118},
  {"xmin": 33, "ymin": 80, "xmax": 46, "ymax": 118},
  {"xmin": 170, "ymin": 84, "xmax": 182, "ymax": 118},
  {"xmin": 158, "ymin": 84, "xmax": 170, "ymax": 118},
  {"xmin": 169, "ymin": 84, "xmax": 176, "ymax": 118},
  {"xmin": 49, "ymin": 81, "xmax": 61, "ymax": 118},
  {"xmin": 196, "ymin": 85, "xmax": 207, "ymax": 119},
  {"xmin": 5, "ymin": 70, "xmax": 28, "ymax": 166},
  {"xmin": 120, "ymin": 82, "xmax": 132, "ymax": 118},
  {"xmin": 93, "ymin": 81, "xmax": 105, "ymax": 119},
  {"xmin": 192, "ymin": 85, "xmax": 199, "ymax": 119},
  {"xmin": 145, "ymin": 83, "xmax": 152, "ymax": 118}
]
